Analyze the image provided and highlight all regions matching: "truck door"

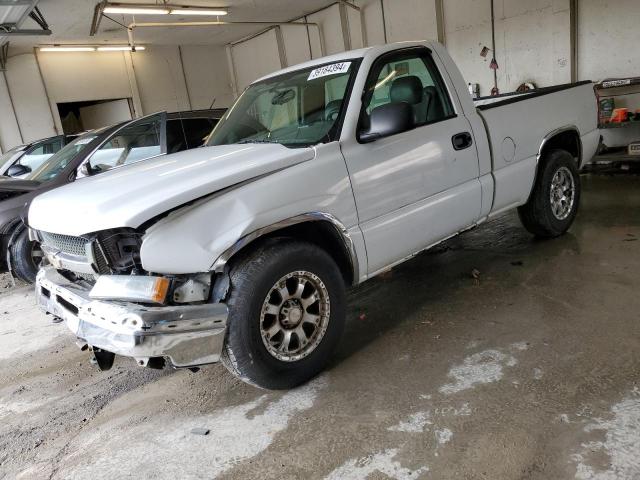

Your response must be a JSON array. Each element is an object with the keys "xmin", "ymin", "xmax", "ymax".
[{"xmin": 340, "ymin": 47, "xmax": 482, "ymax": 274}]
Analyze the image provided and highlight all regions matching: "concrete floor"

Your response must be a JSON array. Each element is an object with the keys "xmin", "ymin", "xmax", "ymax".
[{"xmin": 1, "ymin": 173, "xmax": 640, "ymax": 480}]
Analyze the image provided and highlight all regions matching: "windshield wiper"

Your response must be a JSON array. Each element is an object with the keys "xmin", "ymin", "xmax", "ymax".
[{"xmin": 237, "ymin": 139, "xmax": 280, "ymax": 144}]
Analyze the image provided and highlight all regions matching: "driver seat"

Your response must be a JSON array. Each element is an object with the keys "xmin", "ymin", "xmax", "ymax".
[{"xmin": 390, "ymin": 75, "xmax": 425, "ymax": 124}]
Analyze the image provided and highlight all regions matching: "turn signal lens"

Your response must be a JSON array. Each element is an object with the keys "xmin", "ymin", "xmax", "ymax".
[
  {"xmin": 151, "ymin": 277, "xmax": 170, "ymax": 304},
  {"xmin": 90, "ymin": 276, "xmax": 170, "ymax": 304}
]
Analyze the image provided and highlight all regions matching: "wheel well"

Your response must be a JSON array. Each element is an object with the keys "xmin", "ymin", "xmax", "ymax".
[
  {"xmin": 227, "ymin": 221, "xmax": 356, "ymax": 286},
  {"xmin": 540, "ymin": 130, "xmax": 582, "ymax": 167}
]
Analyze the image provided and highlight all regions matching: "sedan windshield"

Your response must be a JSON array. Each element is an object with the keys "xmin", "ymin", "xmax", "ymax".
[
  {"xmin": 0, "ymin": 145, "xmax": 25, "ymax": 166},
  {"xmin": 29, "ymin": 132, "xmax": 100, "ymax": 183},
  {"xmin": 207, "ymin": 60, "xmax": 357, "ymax": 148}
]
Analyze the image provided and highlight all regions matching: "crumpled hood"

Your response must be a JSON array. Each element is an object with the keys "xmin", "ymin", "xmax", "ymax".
[{"xmin": 28, "ymin": 144, "xmax": 315, "ymax": 236}]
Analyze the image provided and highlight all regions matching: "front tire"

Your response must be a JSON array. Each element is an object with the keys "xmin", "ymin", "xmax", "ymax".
[
  {"xmin": 518, "ymin": 149, "xmax": 581, "ymax": 238},
  {"xmin": 221, "ymin": 240, "xmax": 346, "ymax": 389},
  {"xmin": 9, "ymin": 228, "xmax": 42, "ymax": 283}
]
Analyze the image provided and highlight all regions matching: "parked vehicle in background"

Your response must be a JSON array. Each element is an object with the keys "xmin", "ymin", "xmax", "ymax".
[
  {"xmin": 0, "ymin": 135, "xmax": 76, "ymax": 178},
  {"xmin": 30, "ymin": 42, "xmax": 598, "ymax": 389},
  {"xmin": 0, "ymin": 108, "xmax": 225, "ymax": 283}
]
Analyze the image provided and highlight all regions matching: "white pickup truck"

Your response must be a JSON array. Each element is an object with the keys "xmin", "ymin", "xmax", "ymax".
[{"xmin": 29, "ymin": 41, "xmax": 599, "ymax": 389}]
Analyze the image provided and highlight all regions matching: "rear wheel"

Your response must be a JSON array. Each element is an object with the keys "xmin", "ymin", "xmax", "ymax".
[
  {"xmin": 518, "ymin": 149, "xmax": 580, "ymax": 238},
  {"xmin": 9, "ymin": 228, "xmax": 42, "ymax": 284},
  {"xmin": 221, "ymin": 240, "xmax": 346, "ymax": 389}
]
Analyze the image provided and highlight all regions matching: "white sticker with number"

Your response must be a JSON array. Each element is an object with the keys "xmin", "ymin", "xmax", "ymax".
[{"xmin": 308, "ymin": 62, "xmax": 351, "ymax": 81}]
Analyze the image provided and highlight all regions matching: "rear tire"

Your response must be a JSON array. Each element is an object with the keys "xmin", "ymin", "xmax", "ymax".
[
  {"xmin": 221, "ymin": 240, "xmax": 346, "ymax": 389},
  {"xmin": 518, "ymin": 149, "xmax": 580, "ymax": 238},
  {"xmin": 9, "ymin": 228, "xmax": 42, "ymax": 284}
]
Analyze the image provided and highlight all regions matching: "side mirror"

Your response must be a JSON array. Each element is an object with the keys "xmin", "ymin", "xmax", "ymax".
[
  {"xmin": 79, "ymin": 163, "xmax": 91, "ymax": 177},
  {"xmin": 6, "ymin": 164, "xmax": 31, "ymax": 177},
  {"xmin": 359, "ymin": 102, "xmax": 414, "ymax": 143}
]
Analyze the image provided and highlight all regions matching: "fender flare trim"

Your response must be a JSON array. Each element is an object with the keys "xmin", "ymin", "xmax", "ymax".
[
  {"xmin": 211, "ymin": 212, "xmax": 360, "ymax": 285},
  {"xmin": 536, "ymin": 125, "xmax": 582, "ymax": 166}
]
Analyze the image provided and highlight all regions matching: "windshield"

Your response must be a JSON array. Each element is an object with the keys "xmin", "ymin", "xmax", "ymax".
[
  {"xmin": 28, "ymin": 132, "xmax": 99, "ymax": 183},
  {"xmin": 0, "ymin": 145, "xmax": 25, "ymax": 166},
  {"xmin": 207, "ymin": 60, "xmax": 358, "ymax": 148}
]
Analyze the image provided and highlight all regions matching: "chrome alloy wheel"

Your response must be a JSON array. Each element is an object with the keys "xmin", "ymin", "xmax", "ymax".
[
  {"xmin": 260, "ymin": 270, "xmax": 330, "ymax": 362},
  {"xmin": 550, "ymin": 166, "xmax": 575, "ymax": 220}
]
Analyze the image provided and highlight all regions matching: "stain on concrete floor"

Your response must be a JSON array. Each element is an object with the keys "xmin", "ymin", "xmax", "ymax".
[{"xmin": 1, "ymin": 174, "xmax": 640, "ymax": 479}]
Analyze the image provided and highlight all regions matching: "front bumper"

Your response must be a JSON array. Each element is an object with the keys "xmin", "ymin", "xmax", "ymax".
[{"xmin": 36, "ymin": 267, "xmax": 228, "ymax": 368}]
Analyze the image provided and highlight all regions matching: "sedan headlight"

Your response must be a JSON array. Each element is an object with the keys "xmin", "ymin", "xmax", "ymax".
[{"xmin": 90, "ymin": 275, "xmax": 170, "ymax": 304}]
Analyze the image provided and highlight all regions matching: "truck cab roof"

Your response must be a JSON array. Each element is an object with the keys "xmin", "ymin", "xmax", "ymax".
[{"xmin": 255, "ymin": 41, "xmax": 435, "ymax": 84}]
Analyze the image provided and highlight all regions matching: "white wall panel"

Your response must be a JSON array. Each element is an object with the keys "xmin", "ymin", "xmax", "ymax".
[
  {"xmin": 132, "ymin": 46, "xmax": 191, "ymax": 113},
  {"xmin": 359, "ymin": 0, "xmax": 385, "ymax": 46},
  {"xmin": 578, "ymin": 0, "xmax": 640, "ymax": 81},
  {"xmin": 4, "ymin": 54, "xmax": 57, "ymax": 143},
  {"xmin": 308, "ymin": 4, "xmax": 345, "ymax": 55},
  {"xmin": 281, "ymin": 24, "xmax": 314, "ymax": 66},
  {"xmin": 180, "ymin": 45, "xmax": 235, "ymax": 109},
  {"xmin": 382, "ymin": 0, "xmax": 438, "ymax": 43},
  {"xmin": 37, "ymin": 50, "xmax": 132, "ymax": 103},
  {"xmin": 500, "ymin": 1, "xmax": 571, "ymax": 89},
  {"xmin": 79, "ymin": 99, "xmax": 132, "ymax": 130},
  {"xmin": 347, "ymin": 5, "xmax": 365, "ymax": 49},
  {"xmin": 444, "ymin": 0, "xmax": 570, "ymax": 96},
  {"xmin": 0, "ymin": 72, "xmax": 22, "ymax": 151},
  {"xmin": 231, "ymin": 29, "xmax": 282, "ymax": 91},
  {"xmin": 443, "ymin": 0, "xmax": 496, "ymax": 96}
]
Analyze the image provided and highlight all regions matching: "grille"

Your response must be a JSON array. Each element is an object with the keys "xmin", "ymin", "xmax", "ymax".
[
  {"xmin": 92, "ymin": 242, "xmax": 111, "ymax": 274},
  {"xmin": 40, "ymin": 232, "xmax": 89, "ymax": 257}
]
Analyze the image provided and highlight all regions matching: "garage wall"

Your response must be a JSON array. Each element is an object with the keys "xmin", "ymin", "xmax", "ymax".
[
  {"xmin": 355, "ymin": 0, "xmax": 571, "ymax": 97},
  {"xmin": 443, "ymin": 0, "xmax": 571, "ymax": 96},
  {"xmin": 577, "ymin": 0, "xmax": 640, "ymax": 81},
  {"xmin": 3, "ymin": 0, "xmax": 640, "ymax": 151},
  {"xmin": 38, "ymin": 51, "xmax": 133, "ymax": 104},
  {"xmin": 3, "ymin": 54, "xmax": 57, "ymax": 145},
  {"xmin": 79, "ymin": 99, "xmax": 133, "ymax": 131},
  {"xmin": 0, "ymin": 73, "xmax": 22, "ymax": 153},
  {"xmin": 131, "ymin": 46, "xmax": 191, "ymax": 114},
  {"xmin": 230, "ymin": 29, "xmax": 283, "ymax": 92},
  {"xmin": 280, "ymin": 24, "xmax": 315, "ymax": 67},
  {"xmin": 226, "ymin": 3, "xmax": 364, "ymax": 93},
  {"xmin": 181, "ymin": 45, "xmax": 235, "ymax": 109},
  {"xmin": 0, "ymin": 45, "xmax": 234, "ymax": 151}
]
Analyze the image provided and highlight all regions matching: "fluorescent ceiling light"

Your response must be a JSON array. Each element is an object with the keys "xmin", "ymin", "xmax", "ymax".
[
  {"xmin": 169, "ymin": 8, "xmax": 228, "ymax": 15},
  {"xmin": 40, "ymin": 46, "xmax": 145, "ymax": 52},
  {"xmin": 97, "ymin": 46, "xmax": 146, "ymax": 51},
  {"xmin": 103, "ymin": 6, "xmax": 170, "ymax": 15},
  {"xmin": 101, "ymin": 4, "xmax": 228, "ymax": 16},
  {"xmin": 40, "ymin": 46, "xmax": 96, "ymax": 52}
]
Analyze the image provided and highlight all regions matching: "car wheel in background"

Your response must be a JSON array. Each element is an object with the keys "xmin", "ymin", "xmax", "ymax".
[{"xmin": 9, "ymin": 228, "xmax": 42, "ymax": 284}]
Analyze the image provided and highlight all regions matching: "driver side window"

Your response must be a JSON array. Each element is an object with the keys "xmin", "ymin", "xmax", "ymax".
[
  {"xmin": 85, "ymin": 116, "xmax": 163, "ymax": 174},
  {"xmin": 362, "ymin": 53, "xmax": 454, "ymax": 130}
]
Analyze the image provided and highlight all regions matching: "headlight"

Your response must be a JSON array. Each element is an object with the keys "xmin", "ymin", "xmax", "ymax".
[{"xmin": 90, "ymin": 275, "xmax": 170, "ymax": 304}]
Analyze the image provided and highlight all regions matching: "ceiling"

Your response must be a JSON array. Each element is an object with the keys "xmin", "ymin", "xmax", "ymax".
[
  {"xmin": 0, "ymin": 0, "xmax": 40, "ymax": 48},
  {"xmin": 6, "ymin": 0, "xmax": 338, "ymax": 54}
]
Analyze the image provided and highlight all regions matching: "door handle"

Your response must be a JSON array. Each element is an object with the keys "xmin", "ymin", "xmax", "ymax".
[{"xmin": 452, "ymin": 132, "xmax": 473, "ymax": 151}]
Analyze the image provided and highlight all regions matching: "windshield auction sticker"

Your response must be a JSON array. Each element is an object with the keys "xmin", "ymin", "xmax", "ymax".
[{"xmin": 308, "ymin": 62, "xmax": 351, "ymax": 81}]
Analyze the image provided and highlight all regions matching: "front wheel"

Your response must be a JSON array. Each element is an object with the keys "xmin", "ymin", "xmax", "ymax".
[
  {"xmin": 518, "ymin": 149, "xmax": 581, "ymax": 238},
  {"xmin": 221, "ymin": 240, "xmax": 346, "ymax": 389}
]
